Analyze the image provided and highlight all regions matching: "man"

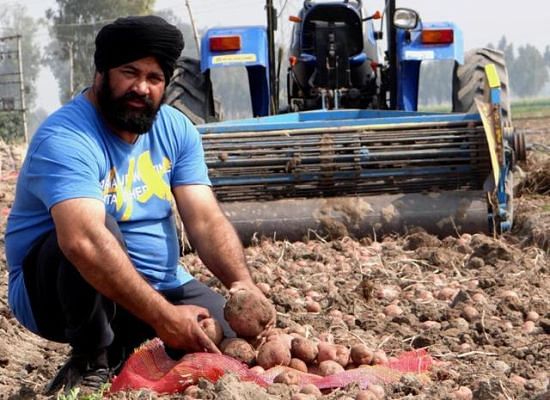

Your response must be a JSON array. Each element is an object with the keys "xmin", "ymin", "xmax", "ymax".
[{"xmin": 5, "ymin": 15, "xmax": 264, "ymax": 395}]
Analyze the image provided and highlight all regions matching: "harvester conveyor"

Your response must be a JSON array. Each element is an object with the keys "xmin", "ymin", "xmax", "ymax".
[{"xmin": 197, "ymin": 104, "xmax": 519, "ymax": 244}]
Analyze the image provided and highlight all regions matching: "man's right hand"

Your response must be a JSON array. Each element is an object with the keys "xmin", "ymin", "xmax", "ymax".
[{"xmin": 154, "ymin": 304, "xmax": 221, "ymax": 354}]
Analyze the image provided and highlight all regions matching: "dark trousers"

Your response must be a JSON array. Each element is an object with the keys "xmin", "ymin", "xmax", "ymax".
[{"xmin": 21, "ymin": 216, "xmax": 234, "ymax": 367}]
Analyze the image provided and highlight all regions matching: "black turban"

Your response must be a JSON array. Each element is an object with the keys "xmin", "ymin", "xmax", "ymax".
[{"xmin": 94, "ymin": 15, "xmax": 184, "ymax": 83}]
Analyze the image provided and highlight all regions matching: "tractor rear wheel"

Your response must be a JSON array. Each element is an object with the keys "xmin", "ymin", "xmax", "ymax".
[
  {"xmin": 453, "ymin": 48, "xmax": 514, "ymax": 234},
  {"xmin": 452, "ymin": 47, "xmax": 511, "ymax": 123},
  {"xmin": 165, "ymin": 56, "xmax": 219, "ymax": 124}
]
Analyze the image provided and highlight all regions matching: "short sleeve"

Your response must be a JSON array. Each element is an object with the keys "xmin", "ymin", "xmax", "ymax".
[
  {"xmin": 167, "ymin": 109, "xmax": 211, "ymax": 187},
  {"xmin": 26, "ymin": 130, "xmax": 103, "ymax": 210}
]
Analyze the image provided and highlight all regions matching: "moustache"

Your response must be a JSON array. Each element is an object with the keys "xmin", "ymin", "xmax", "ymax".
[{"xmin": 121, "ymin": 92, "xmax": 154, "ymax": 107}]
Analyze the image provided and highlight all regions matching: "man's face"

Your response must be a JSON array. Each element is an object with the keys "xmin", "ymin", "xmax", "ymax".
[{"xmin": 97, "ymin": 56, "xmax": 166, "ymax": 135}]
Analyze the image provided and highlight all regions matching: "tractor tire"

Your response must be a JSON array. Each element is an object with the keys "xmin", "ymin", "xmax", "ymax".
[
  {"xmin": 453, "ymin": 48, "xmax": 515, "ymax": 234},
  {"xmin": 165, "ymin": 56, "xmax": 219, "ymax": 125},
  {"xmin": 452, "ymin": 48, "xmax": 511, "ymax": 123}
]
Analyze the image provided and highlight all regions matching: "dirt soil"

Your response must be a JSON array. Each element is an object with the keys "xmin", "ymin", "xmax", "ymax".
[{"xmin": 0, "ymin": 118, "xmax": 548, "ymax": 400}]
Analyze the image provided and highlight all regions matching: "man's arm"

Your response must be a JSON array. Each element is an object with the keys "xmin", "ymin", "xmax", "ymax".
[
  {"xmin": 172, "ymin": 185, "xmax": 256, "ymax": 291},
  {"xmin": 51, "ymin": 198, "xmax": 220, "ymax": 353}
]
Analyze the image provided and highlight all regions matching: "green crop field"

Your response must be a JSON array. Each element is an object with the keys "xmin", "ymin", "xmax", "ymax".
[
  {"xmin": 419, "ymin": 98, "xmax": 550, "ymax": 119},
  {"xmin": 511, "ymin": 98, "xmax": 550, "ymax": 119}
]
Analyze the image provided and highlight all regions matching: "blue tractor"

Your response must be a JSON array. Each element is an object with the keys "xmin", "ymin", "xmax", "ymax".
[{"xmin": 166, "ymin": 0, "xmax": 525, "ymax": 244}]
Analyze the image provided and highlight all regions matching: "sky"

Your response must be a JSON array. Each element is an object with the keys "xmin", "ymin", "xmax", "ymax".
[{"xmin": 5, "ymin": 0, "xmax": 549, "ymax": 113}]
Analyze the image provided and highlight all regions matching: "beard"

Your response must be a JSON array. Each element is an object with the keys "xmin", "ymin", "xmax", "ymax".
[{"xmin": 97, "ymin": 73, "xmax": 164, "ymax": 135}]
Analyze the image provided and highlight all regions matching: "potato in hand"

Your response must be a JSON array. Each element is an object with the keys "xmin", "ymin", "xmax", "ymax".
[{"xmin": 224, "ymin": 288, "xmax": 276, "ymax": 338}]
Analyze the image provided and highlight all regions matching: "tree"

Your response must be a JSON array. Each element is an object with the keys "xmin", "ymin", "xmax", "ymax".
[
  {"xmin": 497, "ymin": 36, "xmax": 514, "ymax": 66},
  {"xmin": 154, "ymin": 8, "xmax": 198, "ymax": 58},
  {"xmin": 0, "ymin": 113, "xmax": 24, "ymax": 143},
  {"xmin": 544, "ymin": 45, "xmax": 550, "ymax": 67},
  {"xmin": 44, "ymin": 0, "xmax": 155, "ymax": 104},
  {"xmin": 488, "ymin": 37, "xmax": 549, "ymax": 98},
  {"xmin": 508, "ymin": 44, "xmax": 549, "ymax": 97}
]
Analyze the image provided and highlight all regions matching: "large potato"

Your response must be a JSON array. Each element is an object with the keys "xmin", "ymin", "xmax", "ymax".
[{"xmin": 224, "ymin": 289, "xmax": 276, "ymax": 337}]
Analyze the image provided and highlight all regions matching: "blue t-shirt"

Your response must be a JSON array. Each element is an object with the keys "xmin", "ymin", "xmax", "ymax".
[{"xmin": 5, "ymin": 93, "xmax": 211, "ymax": 333}]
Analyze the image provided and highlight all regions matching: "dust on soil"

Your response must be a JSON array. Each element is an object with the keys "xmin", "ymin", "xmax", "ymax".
[{"xmin": 0, "ymin": 118, "xmax": 548, "ymax": 399}]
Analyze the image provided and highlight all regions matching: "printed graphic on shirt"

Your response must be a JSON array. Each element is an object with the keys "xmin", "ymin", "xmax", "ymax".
[{"xmin": 101, "ymin": 151, "xmax": 172, "ymax": 220}]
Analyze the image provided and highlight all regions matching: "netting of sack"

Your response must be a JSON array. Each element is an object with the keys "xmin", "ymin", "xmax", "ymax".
[{"xmin": 110, "ymin": 338, "xmax": 434, "ymax": 394}]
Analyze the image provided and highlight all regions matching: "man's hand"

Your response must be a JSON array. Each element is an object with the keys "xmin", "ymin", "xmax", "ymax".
[
  {"xmin": 229, "ymin": 279, "xmax": 266, "ymax": 299},
  {"xmin": 154, "ymin": 304, "xmax": 221, "ymax": 354}
]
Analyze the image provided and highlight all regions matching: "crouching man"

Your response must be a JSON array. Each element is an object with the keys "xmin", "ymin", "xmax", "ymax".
[{"xmin": 5, "ymin": 15, "xmax": 264, "ymax": 395}]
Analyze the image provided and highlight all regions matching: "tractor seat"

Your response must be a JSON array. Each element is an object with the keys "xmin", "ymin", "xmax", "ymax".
[{"xmin": 300, "ymin": 5, "xmax": 366, "ymax": 67}]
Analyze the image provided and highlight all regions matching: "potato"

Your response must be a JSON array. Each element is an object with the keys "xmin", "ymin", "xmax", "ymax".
[
  {"xmin": 367, "ymin": 384, "xmax": 385, "ymax": 399},
  {"xmin": 250, "ymin": 365, "xmax": 265, "ymax": 374},
  {"xmin": 383, "ymin": 304, "xmax": 403, "ymax": 318},
  {"xmin": 318, "ymin": 332, "xmax": 334, "ymax": 343},
  {"xmin": 256, "ymin": 282, "xmax": 271, "ymax": 296},
  {"xmin": 372, "ymin": 350, "xmax": 388, "ymax": 366},
  {"xmin": 462, "ymin": 305, "xmax": 479, "ymax": 322},
  {"xmin": 317, "ymin": 342, "xmax": 350, "ymax": 367},
  {"xmin": 219, "ymin": 338, "xmax": 256, "ymax": 366},
  {"xmin": 350, "ymin": 344, "xmax": 374, "ymax": 366},
  {"xmin": 522, "ymin": 320, "xmax": 536, "ymax": 333},
  {"xmin": 305, "ymin": 300, "xmax": 321, "ymax": 313},
  {"xmin": 199, "ymin": 317, "xmax": 224, "ymax": 346},
  {"xmin": 318, "ymin": 360, "xmax": 345, "ymax": 376},
  {"xmin": 450, "ymin": 386, "xmax": 473, "ymax": 400},
  {"xmin": 268, "ymin": 333, "xmax": 294, "ymax": 349},
  {"xmin": 291, "ymin": 337, "xmax": 318, "ymax": 364},
  {"xmin": 525, "ymin": 311, "xmax": 540, "ymax": 322},
  {"xmin": 289, "ymin": 357, "xmax": 308, "ymax": 373},
  {"xmin": 273, "ymin": 369, "xmax": 302, "ymax": 385},
  {"xmin": 257, "ymin": 340, "xmax": 292, "ymax": 369},
  {"xmin": 247, "ymin": 331, "xmax": 292, "ymax": 351},
  {"xmin": 224, "ymin": 289, "xmax": 276, "ymax": 337},
  {"xmin": 510, "ymin": 374, "xmax": 527, "ymax": 387}
]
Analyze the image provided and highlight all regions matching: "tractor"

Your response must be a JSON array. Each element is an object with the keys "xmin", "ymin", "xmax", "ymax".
[{"xmin": 166, "ymin": 0, "xmax": 525, "ymax": 244}]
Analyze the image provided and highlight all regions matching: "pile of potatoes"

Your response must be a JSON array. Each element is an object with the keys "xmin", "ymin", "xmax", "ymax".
[{"xmin": 199, "ymin": 288, "xmax": 387, "ymax": 399}]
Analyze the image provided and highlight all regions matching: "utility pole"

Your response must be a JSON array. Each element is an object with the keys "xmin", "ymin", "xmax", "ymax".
[
  {"xmin": 16, "ymin": 35, "xmax": 28, "ymax": 142},
  {"xmin": 185, "ymin": 0, "xmax": 201, "ymax": 57},
  {"xmin": 68, "ymin": 41, "xmax": 74, "ymax": 98},
  {"xmin": 265, "ymin": 0, "xmax": 278, "ymax": 114}
]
